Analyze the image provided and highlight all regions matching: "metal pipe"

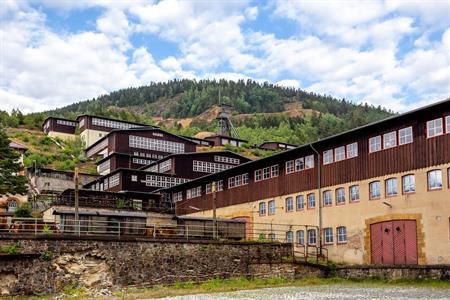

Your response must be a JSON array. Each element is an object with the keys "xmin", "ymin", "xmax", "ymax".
[{"xmin": 309, "ymin": 143, "xmax": 323, "ymax": 256}]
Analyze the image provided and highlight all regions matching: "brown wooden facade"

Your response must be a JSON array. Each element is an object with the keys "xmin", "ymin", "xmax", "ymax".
[
  {"xmin": 42, "ymin": 117, "xmax": 77, "ymax": 135},
  {"xmin": 259, "ymin": 141, "xmax": 298, "ymax": 151},
  {"xmin": 76, "ymin": 114, "xmax": 150, "ymax": 133},
  {"xmin": 204, "ymin": 134, "xmax": 248, "ymax": 147},
  {"xmin": 162, "ymin": 100, "xmax": 450, "ymax": 215}
]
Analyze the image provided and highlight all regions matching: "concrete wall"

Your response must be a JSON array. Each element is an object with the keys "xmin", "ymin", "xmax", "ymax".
[
  {"xmin": 185, "ymin": 163, "xmax": 450, "ymax": 265},
  {"xmin": 47, "ymin": 131, "xmax": 76, "ymax": 140},
  {"xmin": 80, "ymin": 129, "xmax": 108, "ymax": 149},
  {"xmin": 0, "ymin": 237, "xmax": 292, "ymax": 296}
]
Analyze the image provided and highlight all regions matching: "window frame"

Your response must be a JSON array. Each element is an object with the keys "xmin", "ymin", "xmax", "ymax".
[
  {"xmin": 259, "ymin": 202, "xmax": 266, "ymax": 216},
  {"xmin": 369, "ymin": 181, "xmax": 381, "ymax": 200},
  {"xmin": 383, "ymin": 131, "xmax": 397, "ymax": 149},
  {"xmin": 296, "ymin": 195, "xmax": 305, "ymax": 211},
  {"xmin": 427, "ymin": 169, "xmax": 443, "ymax": 190},
  {"xmin": 286, "ymin": 231, "xmax": 293, "ymax": 243},
  {"xmin": 323, "ymin": 150, "xmax": 334, "ymax": 165},
  {"xmin": 369, "ymin": 135, "xmax": 382, "ymax": 153},
  {"xmin": 307, "ymin": 229, "xmax": 317, "ymax": 245},
  {"xmin": 307, "ymin": 193, "xmax": 315, "ymax": 209},
  {"xmin": 324, "ymin": 227, "xmax": 333, "ymax": 245},
  {"xmin": 285, "ymin": 197, "xmax": 294, "ymax": 212},
  {"xmin": 399, "ymin": 126, "xmax": 413, "ymax": 145},
  {"xmin": 402, "ymin": 174, "xmax": 415, "ymax": 194},
  {"xmin": 335, "ymin": 187, "xmax": 345, "ymax": 205},
  {"xmin": 446, "ymin": 116, "xmax": 450, "ymax": 134},
  {"xmin": 268, "ymin": 200, "xmax": 276, "ymax": 215},
  {"xmin": 349, "ymin": 185, "xmax": 360, "ymax": 202},
  {"xmin": 385, "ymin": 177, "xmax": 398, "ymax": 197},
  {"xmin": 346, "ymin": 142, "xmax": 358, "ymax": 159},
  {"xmin": 323, "ymin": 190, "xmax": 333, "ymax": 207},
  {"xmin": 337, "ymin": 226, "xmax": 347, "ymax": 244},
  {"xmin": 334, "ymin": 146, "xmax": 346, "ymax": 162},
  {"xmin": 427, "ymin": 118, "xmax": 444, "ymax": 138},
  {"xmin": 296, "ymin": 230, "xmax": 305, "ymax": 246}
]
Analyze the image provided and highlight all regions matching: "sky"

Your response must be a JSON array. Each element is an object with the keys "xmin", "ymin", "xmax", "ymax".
[{"xmin": 1, "ymin": 0, "xmax": 449, "ymax": 114}]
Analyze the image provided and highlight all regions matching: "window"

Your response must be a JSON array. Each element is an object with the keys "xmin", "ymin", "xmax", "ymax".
[
  {"xmin": 305, "ymin": 155, "xmax": 314, "ymax": 169},
  {"xmin": 193, "ymin": 160, "xmax": 232, "ymax": 173},
  {"xmin": 285, "ymin": 197, "xmax": 293, "ymax": 212},
  {"xmin": 7, "ymin": 200, "xmax": 17, "ymax": 212},
  {"xmin": 255, "ymin": 170, "xmax": 262, "ymax": 182},
  {"xmin": 383, "ymin": 131, "xmax": 397, "ymax": 149},
  {"xmin": 427, "ymin": 118, "xmax": 443, "ymax": 138},
  {"xmin": 428, "ymin": 170, "xmax": 442, "ymax": 190},
  {"xmin": 323, "ymin": 150, "xmax": 333, "ymax": 165},
  {"xmin": 186, "ymin": 186, "xmax": 202, "ymax": 199},
  {"xmin": 145, "ymin": 175, "xmax": 189, "ymax": 188},
  {"xmin": 323, "ymin": 190, "xmax": 332, "ymax": 206},
  {"xmin": 307, "ymin": 193, "xmax": 315, "ymax": 209},
  {"xmin": 399, "ymin": 127, "xmax": 413, "ymax": 145},
  {"xmin": 56, "ymin": 119, "xmax": 77, "ymax": 127},
  {"xmin": 271, "ymin": 165, "xmax": 279, "ymax": 177},
  {"xmin": 369, "ymin": 181, "xmax": 381, "ymax": 199},
  {"xmin": 402, "ymin": 175, "xmax": 415, "ymax": 194},
  {"xmin": 446, "ymin": 116, "xmax": 450, "ymax": 133},
  {"xmin": 262, "ymin": 167, "xmax": 271, "ymax": 180},
  {"xmin": 295, "ymin": 158, "xmax": 305, "ymax": 171},
  {"xmin": 173, "ymin": 192, "xmax": 183, "ymax": 202},
  {"xmin": 93, "ymin": 117, "xmax": 141, "ymax": 130},
  {"xmin": 217, "ymin": 180, "xmax": 223, "ymax": 191},
  {"xmin": 242, "ymin": 173, "xmax": 249, "ymax": 185},
  {"xmin": 109, "ymin": 174, "xmax": 120, "ymax": 188},
  {"xmin": 214, "ymin": 155, "xmax": 240, "ymax": 165},
  {"xmin": 334, "ymin": 146, "xmax": 345, "ymax": 162},
  {"xmin": 307, "ymin": 229, "xmax": 317, "ymax": 245},
  {"xmin": 228, "ymin": 173, "xmax": 248, "ymax": 189},
  {"xmin": 206, "ymin": 183, "xmax": 212, "ymax": 194},
  {"xmin": 296, "ymin": 195, "xmax": 305, "ymax": 210},
  {"xmin": 369, "ymin": 136, "xmax": 382, "ymax": 153},
  {"xmin": 385, "ymin": 178, "xmax": 398, "ymax": 196},
  {"xmin": 268, "ymin": 200, "xmax": 276, "ymax": 215},
  {"xmin": 259, "ymin": 202, "xmax": 266, "ymax": 216},
  {"xmin": 335, "ymin": 188, "xmax": 345, "ymax": 204},
  {"xmin": 337, "ymin": 226, "xmax": 347, "ymax": 243},
  {"xmin": 296, "ymin": 230, "xmax": 305, "ymax": 245},
  {"xmin": 286, "ymin": 231, "xmax": 293, "ymax": 243},
  {"xmin": 286, "ymin": 160, "xmax": 295, "ymax": 174},
  {"xmin": 346, "ymin": 142, "xmax": 358, "ymax": 158},
  {"xmin": 129, "ymin": 135, "xmax": 185, "ymax": 154},
  {"xmin": 228, "ymin": 177, "xmax": 236, "ymax": 189},
  {"xmin": 131, "ymin": 175, "xmax": 137, "ymax": 182},
  {"xmin": 349, "ymin": 185, "xmax": 360, "ymax": 202},
  {"xmin": 324, "ymin": 228, "xmax": 333, "ymax": 244}
]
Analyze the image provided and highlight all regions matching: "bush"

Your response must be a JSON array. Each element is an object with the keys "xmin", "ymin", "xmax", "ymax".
[{"xmin": 14, "ymin": 203, "xmax": 32, "ymax": 218}]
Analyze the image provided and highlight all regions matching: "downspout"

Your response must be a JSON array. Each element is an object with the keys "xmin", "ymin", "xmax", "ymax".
[{"xmin": 309, "ymin": 143, "xmax": 322, "ymax": 255}]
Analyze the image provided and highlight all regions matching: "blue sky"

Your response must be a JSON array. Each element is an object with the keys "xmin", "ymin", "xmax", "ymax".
[{"xmin": 1, "ymin": 0, "xmax": 449, "ymax": 113}]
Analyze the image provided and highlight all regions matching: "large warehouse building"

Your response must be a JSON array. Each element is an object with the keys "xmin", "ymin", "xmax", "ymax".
[{"xmin": 163, "ymin": 99, "xmax": 450, "ymax": 265}]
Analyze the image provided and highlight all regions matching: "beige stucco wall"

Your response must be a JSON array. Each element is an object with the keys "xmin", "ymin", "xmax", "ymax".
[
  {"xmin": 184, "ymin": 163, "xmax": 450, "ymax": 265},
  {"xmin": 47, "ymin": 131, "xmax": 76, "ymax": 140},
  {"xmin": 80, "ymin": 129, "xmax": 108, "ymax": 149}
]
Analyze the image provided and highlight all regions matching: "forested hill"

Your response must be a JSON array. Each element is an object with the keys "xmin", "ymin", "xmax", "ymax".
[{"xmin": 2, "ymin": 79, "xmax": 394, "ymax": 146}]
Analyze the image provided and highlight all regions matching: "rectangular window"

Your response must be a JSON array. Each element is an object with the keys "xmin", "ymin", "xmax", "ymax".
[
  {"xmin": 427, "ymin": 118, "xmax": 443, "ymax": 138},
  {"xmin": 129, "ymin": 135, "xmax": 185, "ymax": 154},
  {"xmin": 268, "ymin": 200, "xmax": 275, "ymax": 215},
  {"xmin": 334, "ymin": 146, "xmax": 345, "ymax": 162},
  {"xmin": 402, "ymin": 175, "xmax": 415, "ymax": 193},
  {"xmin": 337, "ymin": 226, "xmax": 347, "ymax": 243},
  {"xmin": 263, "ymin": 167, "xmax": 271, "ymax": 180},
  {"xmin": 370, "ymin": 181, "xmax": 381, "ymax": 199},
  {"xmin": 305, "ymin": 155, "xmax": 314, "ymax": 169},
  {"xmin": 259, "ymin": 202, "xmax": 266, "ymax": 216},
  {"xmin": 173, "ymin": 192, "xmax": 183, "ymax": 202},
  {"xmin": 271, "ymin": 165, "xmax": 279, "ymax": 177},
  {"xmin": 286, "ymin": 231, "xmax": 293, "ymax": 243},
  {"xmin": 369, "ymin": 136, "xmax": 382, "ymax": 153},
  {"xmin": 217, "ymin": 180, "xmax": 223, "ymax": 191},
  {"xmin": 296, "ymin": 230, "xmax": 305, "ymax": 245},
  {"xmin": 228, "ymin": 177, "xmax": 236, "ymax": 188},
  {"xmin": 323, "ymin": 190, "xmax": 332, "ymax": 206},
  {"xmin": 286, "ymin": 160, "xmax": 294, "ymax": 174},
  {"xmin": 346, "ymin": 142, "xmax": 358, "ymax": 158},
  {"xmin": 307, "ymin": 229, "xmax": 317, "ymax": 245},
  {"xmin": 324, "ymin": 228, "xmax": 333, "ymax": 244},
  {"xmin": 349, "ymin": 185, "xmax": 360, "ymax": 202},
  {"xmin": 295, "ymin": 158, "xmax": 304, "ymax": 171},
  {"xmin": 242, "ymin": 173, "xmax": 249, "ymax": 185},
  {"xmin": 399, "ymin": 127, "xmax": 413, "ymax": 145},
  {"xmin": 307, "ymin": 193, "xmax": 315, "ymax": 209},
  {"xmin": 428, "ymin": 170, "xmax": 442, "ymax": 190},
  {"xmin": 385, "ymin": 178, "xmax": 398, "ymax": 196},
  {"xmin": 109, "ymin": 174, "xmax": 120, "ymax": 188},
  {"xmin": 285, "ymin": 197, "xmax": 293, "ymax": 212},
  {"xmin": 131, "ymin": 175, "xmax": 138, "ymax": 182},
  {"xmin": 206, "ymin": 183, "xmax": 212, "ymax": 194},
  {"xmin": 323, "ymin": 150, "xmax": 333, "ymax": 165},
  {"xmin": 383, "ymin": 131, "xmax": 397, "ymax": 149},
  {"xmin": 335, "ymin": 188, "xmax": 345, "ymax": 204},
  {"xmin": 296, "ymin": 195, "xmax": 304, "ymax": 210},
  {"xmin": 446, "ymin": 116, "xmax": 450, "ymax": 133},
  {"xmin": 255, "ymin": 170, "xmax": 262, "ymax": 182}
]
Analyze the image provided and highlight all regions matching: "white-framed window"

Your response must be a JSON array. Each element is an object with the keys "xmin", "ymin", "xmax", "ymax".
[
  {"xmin": 324, "ymin": 227, "xmax": 333, "ymax": 244},
  {"xmin": 385, "ymin": 178, "xmax": 398, "ymax": 196},
  {"xmin": 297, "ymin": 230, "xmax": 305, "ymax": 245},
  {"xmin": 173, "ymin": 192, "xmax": 183, "ymax": 202},
  {"xmin": 159, "ymin": 159, "xmax": 172, "ymax": 172},
  {"xmin": 268, "ymin": 200, "xmax": 276, "ymax": 215},
  {"xmin": 323, "ymin": 150, "xmax": 333, "ymax": 165},
  {"xmin": 129, "ymin": 135, "xmax": 185, "ymax": 154},
  {"xmin": 228, "ymin": 173, "xmax": 249, "ymax": 189},
  {"xmin": 383, "ymin": 131, "xmax": 397, "ymax": 149},
  {"xmin": 305, "ymin": 155, "xmax": 314, "ymax": 169},
  {"xmin": 92, "ymin": 117, "xmax": 141, "ymax": 130},
  {"xmin": 131, "ymin": 175, "xmax": 138, "ymax": 182},
  {"xmin": 263, "ymin": 167, "xmax": 271, "ymax": 180},
  {"xmin": 307, "ymin": 193, "xmax": 315, "ymax": 209},
  {"xmin": 217, "ymin": 180, "xmax": 223, "ymax": 191},
  {"xmin": 427, "ymin": 118, "xmax": 443, "ymax": 138},
  {"xmin": 337, "ymin": 226, "xmax": 347, "ymax": 243},
  {"xmin": 228, "ymin": 177, "xmax": 236, "ymax": 189},
  {"xmin": 214, "ymin": 155, "xmax": 240, "ymax": 165},
  {"xmin": 285, "ymin": 197, "xmax": 294, "ymax": 212},
  {"xmin": 296, "ymin": 195, "xmax": 304, "ymax": 210},
  {"xmin": 56, "ymin": 119, "xmax": 77, "ymax": 127},
  {"xmin": 242, "ymin": 173, "xmax": 249, "ymax": 185},
  {"xmin": 255, "ymin": 169, "xmax": 262, "ymax": 182},
  {"xmin": 323, "ymin": 190, "xmax": 332, "ymax": 206},
  {"xmin": 446, "ymin": 116, "xmax": 450, "ymax": 133},
  {"xmin": 109, "ymin": 174, "xmax": 120, "ymax": 188},
  {"xmin": 271, "ymin": 165, "xmax": 279, "ymax": 177},
  {"xmin": 399, "ymin": 127, "xmax": 413, "ymax": 145},
  {"xmin": 7, "ymin": 200, "xmax": 17, "ymax": 212},
  {"xmin": 402, "ymin": 174, "xmax": 415, "ymax": 194},
  {"xmin": 145, "ymin": 175, "xmax": 189, "ymax": 188},
  {"xmin": 78, "ymin": 118, "xmax": 85, "ymax": 128},
  {"xmin": 369, "ymin": 181, "xmax": 381, "ymax": 199},
  {"xmin": 286, "ymin": 160, "xmax": 295, "ymax": 174},
  {"xmin": 334, "ymin": 146, "xmax": 345, "ymax": 162},
  {"xmin": 98, "ymin": 159, "xmax": 111, "ymax": 174},
  {"xmin": 428, "ymin": 170, "xmax": 442, "ymax": 190},
  {"xmin": 346, "ymin": 142, "xmax": 358, "ymax": 158},
  {"xmin": 335, "ymin": 188, "xmax": 345, "ymax": 204},
  {"xmin": 186, "ymin": 186, "xmax": 202, "ymax": 199},
  {"xmin": 286, "ymin": 231, "xmax": 293, "ymax": 243},
  {"xmin": 206, "ymin": 183, "xmax": 212, "ymax": 194},
  {"xmin": 295, "ymin": 158, "xmax": 305, "ymax": 171},
  {"xmin": 349, "ymin": 185, "xmax": 360, "ymax": 202},
  {"xmin": 193, "ymin": 160, "xmax": 232, "ymax": 173},
  {"xmin": 104, "ymin": 179, "xmax": 109, "ymax": 190},
  {"xmin": 307, "ymin": 229, "xmax": 317, "ymax": 245},
  {"xmin": 259, "ymin": 202, "xmax": 266, "ymax": 216},
  {"xmin": 369, "ymin": 136, "xmax": 382, "ymax": 153}
]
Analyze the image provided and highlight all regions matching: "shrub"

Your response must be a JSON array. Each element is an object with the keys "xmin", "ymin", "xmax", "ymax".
[{"xmin": 14, "ymin": 203, "xmax": 32, "ymax": 218}]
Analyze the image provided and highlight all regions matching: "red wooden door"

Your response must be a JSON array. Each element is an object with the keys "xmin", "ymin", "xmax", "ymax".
[{"xmin": 370, "ymin": 220, "xmax": 417, "ymax": 265}]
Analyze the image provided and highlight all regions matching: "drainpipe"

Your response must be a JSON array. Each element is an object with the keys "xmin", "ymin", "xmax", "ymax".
[{"xmin": 309, "ymin": 143, "xmax": 322, "ymax": 256}]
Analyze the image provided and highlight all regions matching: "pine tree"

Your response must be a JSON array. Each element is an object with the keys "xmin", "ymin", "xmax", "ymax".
[{"xmin": 0, "ymin": 127, "xmax": 27, "ymax": 196}]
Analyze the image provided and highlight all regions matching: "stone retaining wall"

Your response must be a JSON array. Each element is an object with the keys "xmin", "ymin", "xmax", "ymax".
[{"xmin": 0, "ymin": 236, "xmax": 292, "ymax": 296}]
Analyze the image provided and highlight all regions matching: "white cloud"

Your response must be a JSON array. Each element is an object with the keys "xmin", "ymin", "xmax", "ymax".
[{"xmin": 276, "ymin": 80, "xmax": 300, "ymax": 89}]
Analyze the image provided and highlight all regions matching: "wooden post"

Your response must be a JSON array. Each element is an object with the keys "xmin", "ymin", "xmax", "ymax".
[{"xmin": 212, "ymin": 181, "xmax": 217, "ymax": 239}]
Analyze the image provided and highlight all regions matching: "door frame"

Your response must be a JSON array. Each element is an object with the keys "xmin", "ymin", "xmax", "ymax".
[{"xmin": 363, "ymin": 214, "xmax": 426, "ymax": 265}]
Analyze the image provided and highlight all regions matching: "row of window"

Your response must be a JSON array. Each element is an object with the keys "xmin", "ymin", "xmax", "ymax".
[
  {"xmin": 255, "ymin": 165, "xmax": 279, "ymax": 182},
  {"xmin": 129, "ymin": 135, "xmax": 185, "ymax": 154},
  {"xmin": 97, "ymin": 159, "xmax": 111, "ymax": 173},
  {"xmin": 214, "ymin": 155, "xmax": 240, "ymax": 165},
  {"xmin": 369, "ymin": 126, "xmax": 413, "ymax": 153},
  {"xmin": 427, "ymin": 116, "xmax": 450, "ymax": 138},
  {"xmin": 132, "ymin": 158, "xmax": 155, "ymax": 165},
  {"xmin": 193, "ymin": 160, "xmax": 233, "ymax": 173},
  {"xmin": 145, "ymin": 175, "xmax": 188, "ymax": 188},
  {"xmin": 206, "ymin": 181, "xmax": 224, "ymax": 194},
  {"xmin": 186, "ymin": 186, "xmax": 202, "ymax": 199},
  {"xmin": 159, "ymin": 159, "xmax": 172, "ymax": 172},
  {"xmin": 323, "ymin": 142, "xmax": 358, "ymax": 165},
  {"xmin": 92, "ymin": 117, "xmax": 140, "ymax": 130},
  {"xmin": 285, "ymin": 155, "xmax": 314, "ymax": 174},
  {"xmin": 133, "ymin": 151, "xmax": 164, "ymax": 160},
  {"xmin": 284, "ymin": 227, "xmax": 347, "ymax": 245},
  {"xmin": 228, "ymin": 173, "xmax": 249, "ymax": 189},
  {"xmin": 56, "ymin": 119, "xmax": 77, "ymax": 127}
]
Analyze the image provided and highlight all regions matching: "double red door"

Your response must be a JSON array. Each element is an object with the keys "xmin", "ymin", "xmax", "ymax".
[{"xmin": 370, "ymin": 220, "xmax": 418, "ymax": 265}]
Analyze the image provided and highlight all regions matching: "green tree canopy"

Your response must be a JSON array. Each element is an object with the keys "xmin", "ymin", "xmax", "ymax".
[{"xmin": 0, "ymin": 127, "xmax": 27, "ymax": 196}]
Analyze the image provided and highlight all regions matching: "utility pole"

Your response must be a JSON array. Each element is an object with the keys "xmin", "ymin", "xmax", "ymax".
[
  {"xmin": 309, "ymin": 143, "xmax": 322, "ymax": 256},
  {"xmin": 74, "ymin": 167, "xmax": 79, "ymax": 234},
  {"xmin": 212, "ymin": 181, "xmax": 217, "ymax": 239}
]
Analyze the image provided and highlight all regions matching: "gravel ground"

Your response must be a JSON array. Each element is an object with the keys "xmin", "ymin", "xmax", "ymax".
[{"xmin": 158, "ymin": 285, "xmax": 450, "ymax": 300}]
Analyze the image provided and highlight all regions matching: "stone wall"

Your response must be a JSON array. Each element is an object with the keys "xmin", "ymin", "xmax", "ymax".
[
  {"xmin": 336, "ymin": 265, "xmax": 450, "ymax": 281},
  {"xmin": 0, "ymin": 236, "xmax": 292, "ymax": 296}
]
